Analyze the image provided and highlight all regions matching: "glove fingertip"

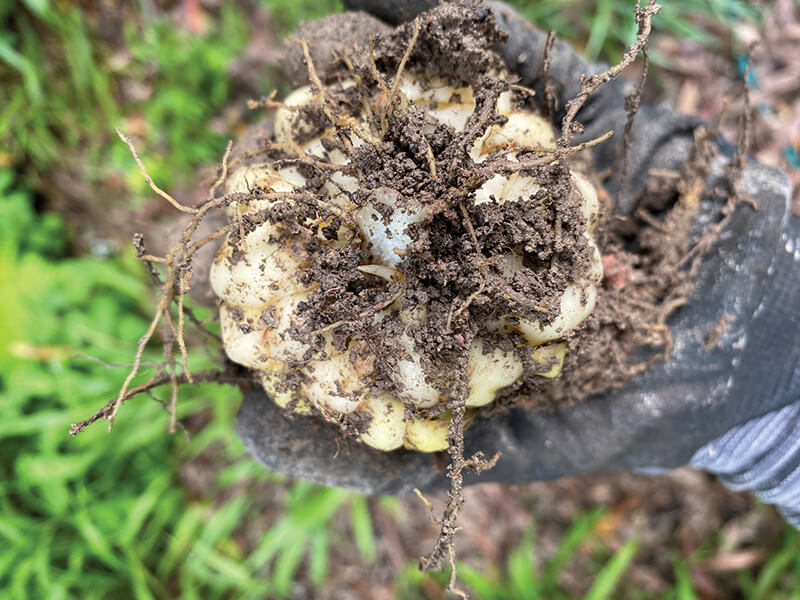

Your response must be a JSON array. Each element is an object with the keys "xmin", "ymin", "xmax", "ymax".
[
  {"xmin": 343, "ymin": 0, "xmax": 438, "ymax": 25},
  {"xmin": 236, "ymin": 391, "xmax": 440, "ymax": 495},
  {"xmin": 282, "ymin": 11, "xmax": 391, "ymax": 86}
]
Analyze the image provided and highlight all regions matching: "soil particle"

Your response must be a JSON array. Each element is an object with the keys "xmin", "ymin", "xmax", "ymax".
[{"xmin": 703, "ymin": 312, "xmax": 735, "ymax": 351}]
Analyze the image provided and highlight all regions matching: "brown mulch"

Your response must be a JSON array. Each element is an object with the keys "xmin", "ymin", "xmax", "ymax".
[{"xmin": 652, "ymin": 0, "xmax": 800, "ymax": 213}]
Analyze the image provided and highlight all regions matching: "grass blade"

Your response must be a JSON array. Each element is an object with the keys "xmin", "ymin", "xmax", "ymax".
[
  {"xmin": 350, "ymin": 495, "xmax": 377, "ymax": 566},
  {"xmin": 584, "ymin": 0, "xmax": 613, "ymax": 61},
  {"xmin": 543, "ymin": 507, "xmax": 605, "ymax": 588},
  {"xmin": 507, "ymin": 526, "xmax": 540, "ymax": 599},
  {"xmin": 583, "ymin": 537, "xmax": 639, "ymax": 600},
  {"xmin": 672, "ymin": 558, "xmax": 698, "ymax": 600},
  {"xmin": 271, "ymin": 534, "xmax": 310, "ymax": 598},
  {"xmin": 308, "ymin": 529, "xmax": 329, "ymax": 585},
  {"xmin": 458, "ymin": 563, "xmax": 501, "ymax": 600},
  {"xmin": 753, "ymin": 532, "xmax": 798, "ymax": 600},
  {"xmin": 158, "ymin": 504, "xmax": 205, "ymax": 577}
]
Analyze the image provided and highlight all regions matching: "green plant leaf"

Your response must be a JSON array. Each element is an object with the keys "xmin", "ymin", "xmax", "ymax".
[
  {"xmin": 507, "ymin": 525, "xmax": 540, "ymax": 599},
  {"xmin": 350, "ymin": 495, "xmax": 377, "ymax": 566},
  {"xmin": 459, "ymin": 563, "xmax": 501, "ymax": 600},
  {"xmin": 672, "ymin": 558, "xmax": 698, "ymax": 600},
  {"xmin": 584, "ymin": 0, "xmax": 613, "ymax": 61},
  {"xmin": 543, "ymin": 507, "xmax": 605, "ymax": 588},
  {"xmin": 308, "ymin": 529, "xmax": 329, "ymax": 586},
  {"xmin": 753, "ymin": 530, "xmax": 799, "ymax": 600},
  {"xmin": 583, "ymin": 537, "xmax": 639, "ymax": 600}
]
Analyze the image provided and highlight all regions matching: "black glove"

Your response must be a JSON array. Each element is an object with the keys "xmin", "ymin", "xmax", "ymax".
[{"xmin": 236, "ymin": 1, "xmax": 800, "ymax": 496}]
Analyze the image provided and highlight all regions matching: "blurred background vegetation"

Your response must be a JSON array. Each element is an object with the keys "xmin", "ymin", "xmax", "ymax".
[{"xmin": 2, "ymin": 0, "xmax": 799, "ymax": 598}]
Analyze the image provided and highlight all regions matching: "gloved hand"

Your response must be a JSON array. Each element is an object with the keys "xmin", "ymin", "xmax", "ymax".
[{"xmin": 235, "ymin": 1, "xmax": 800, "ymax": 520}]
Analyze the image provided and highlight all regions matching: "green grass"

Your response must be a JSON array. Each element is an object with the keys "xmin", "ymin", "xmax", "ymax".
[
  {"xmin": 0, "ymin": 3, "xmax": 117, "ymax": 166},
  {"xmin": 395, "ymin": 509, "xmax": 641, "ymax": 599},
  {"xmin": 0, "ymin": 1, "xmax": 249, "ymax": 196},
  {"xmin": 507, "ymin": 0, "xmax": 762, "ymax": 63},
  {"xmin": 119, "ymin": 5, "xmax": 249, "ymax": 192},
  {"xmin": 260, "ymin": 0, "xmax": 344, "ymax": 38},
  {"xmin": 0, "ymin": 1, "xmax": 797, "ymax": 598},
  {"xmin": 0, "ymin": 168, "xmax": 389, "ymax": 598}
]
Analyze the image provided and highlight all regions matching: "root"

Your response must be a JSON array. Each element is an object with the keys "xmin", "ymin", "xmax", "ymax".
[
  {"xmin": 381, "ymin": 19, "xmax": 421, "ymax": 136},
  {"xmin": 728, "ymin": 43, "xmax": 756, "ymax": 206},
  {"xmin": 72, "ymin": 133, "xmax": 241, "ymax": 435},
  {"xmin": 299, "ymin": 39, "xmax": 337, "ymax": 125},
  {"xmin": 69, "ymin": 368, "xmax": 240, "ymax": 436},
  {"xmin": 586, "ymin": 54, "xmax": 760, "ymax": 398},
  {"xmin": 413, "ymin": 488, "xmax": 440, "ymax": 524},
  {"xmin": 453, "ymin": 203, "xmax": 487, "ymax": 320},
  {"xmin": 106, "ymin": 294, "xmax": 169, "ymax": 429},
  {"xmin": 475, "ymin": 130, "xmax": 614, "ymax": 184},
  {"xmin": 300, "ymin": 39, "xmax": 380, "ymax": 151},
  {"xmin": 617, "ymin": 2, "xmax": 651, "ymax": 207},
  {"xmin": 209, "ymin": 140, "xmax": 234, "ymax": 201},
  {"xmin": 247, "ymin": 90, "xmax": 289, "ymax": 112},
  {"xmin": 418, "ymin": 391, "xmax": 467, "ymax": 573},
  {"xmin": 418, "ymin": 370, "xmax": 502, "ymax": 577},
  {"xmin": 559, "ymin": 0, "xmax": 661, "ymax": 145},
  {"xmin": 447, "ymin": 544, "xmax": 468, "ymax": 600},
  {"xmin": 116, "ymin": 129, "xmax": 197, "ymax": 215},
  {"xmin": 540, "ymin": 30, "xmax": 557, "ymax": 122},
  {"xmin": 369, "ymin": 35, "xmax": 390, "ymax": 96}
]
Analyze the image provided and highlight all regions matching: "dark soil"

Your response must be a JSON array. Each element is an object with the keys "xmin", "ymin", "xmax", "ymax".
[{"xmin": 223, "ymin": 5, "xmax": 591, "ymax": 430}]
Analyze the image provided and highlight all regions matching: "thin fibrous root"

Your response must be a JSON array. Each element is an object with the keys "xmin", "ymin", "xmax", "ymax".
[
  {"xmin": 413, "ymin": 488, "xmax": 441, "ymax": 525},
  {"xmin": 617, "ymin": 4, "xmax": 650, "ymax": 207},
  {"xmin": 447, "ymin": 544, "xmax": 468, "ymax": 600},
  {"xmin": 69, "ymin": 369, "xmax": 242, "ymax": 436},
  {"xmin": 116, "ymin": 129, "xmax": 197, "ymax": 214},
  {"xmin": 419, "ymin": 375, "xmax": 474, "ymax": 574},
  {"xmin": 559, "ymin": 0, "xmax": 660, "ymax": 146},
  {"xmin": 381, "ymin": 19, "xmax": 421, "ymax": 136},
  {"xmin": 208, "ymin": 140, "xmax": 233, "ymax": 201},
  {"xmin": 298, "ymin": 38, "xmax": 379, "ymax": 149},
  {"xmin": 74, "ymin": 136, "xmax": 239, "ymax": 434},
  {"xmin": 540, "ymin": 29, "xmax": 557, "ymax": 122},
  {"xmin": 369, "ymin": 35, "xmax": 390, "ymax": 96}
]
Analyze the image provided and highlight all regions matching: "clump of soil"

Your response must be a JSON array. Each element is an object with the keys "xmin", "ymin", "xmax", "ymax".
[
  {"xmin": 240, "ymin": 8, "xmax": 593, "ymax": 426},
  {"xmin": 217, "ymin": 0, "xmax": 707, "ymax": 574}
]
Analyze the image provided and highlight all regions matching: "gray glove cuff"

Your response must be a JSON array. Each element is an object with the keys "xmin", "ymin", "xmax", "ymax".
[{"xmin": 691, "ymin": 400, "xmax": 800, "ymax": 529}]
